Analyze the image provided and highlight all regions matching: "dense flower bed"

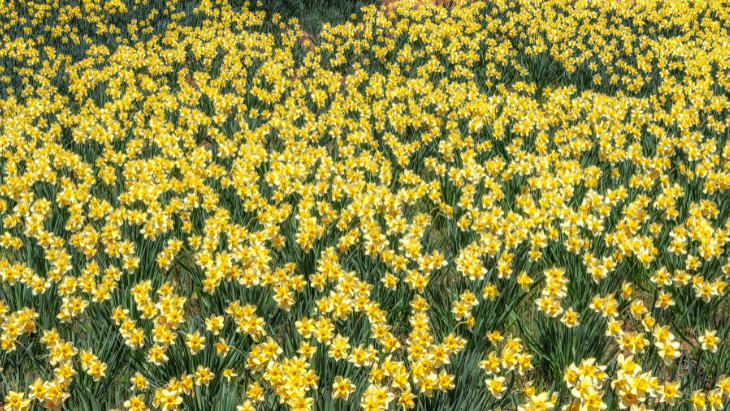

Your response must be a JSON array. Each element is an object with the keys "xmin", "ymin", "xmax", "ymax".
[{"xmin": 1, "ymin": 0, "xmax": 730, "ymax": 410}]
